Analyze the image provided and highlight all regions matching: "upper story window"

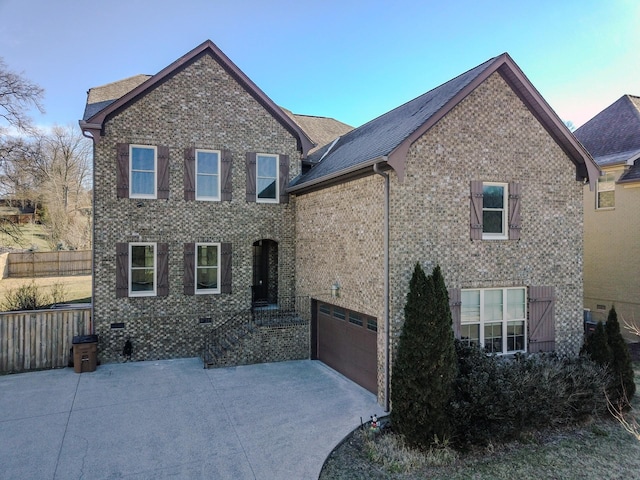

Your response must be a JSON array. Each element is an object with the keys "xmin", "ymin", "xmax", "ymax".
[
  {"xmin": 130, "ymin": 145, "xmax": 157, "ymax": 198},
  {"xmin": 245, "ymin": 152, "xmax": 289, "ymax": 204},
  {"xmin": 196, "ymin": 243, "xmax": 220, "ymax": 294},
  {"xmin": 196, "ymin": 149, "xmax": 221, "ymax": 201},
  {"xmin": 470, "ymin": 181, "xmax": 521, "ymax": 241},
  {"xmin": 256, "ymin": 154, "xmax": 279, "ymax": 202},
  {"xmin": 596, "ymin": 171, "xmax": 615, "ymax": 209},
  {"xmin": 460, "ymin": 287, "xmax": 527, "ymax": 354},
  {"xmin": 129, "ymin": 243, "xmax": 156, "ymax": 297},
  {"xmin": 482, "ymin": 182, "xmax": 508, "ymax": 239},
  {"xmin": 117, "ymin": 143, "xmax": 169, "ymax": 200}
]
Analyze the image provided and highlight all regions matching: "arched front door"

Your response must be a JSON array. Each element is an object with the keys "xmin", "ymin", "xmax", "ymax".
[{"xmin": 252, "ymin": 239, "xmax": 278, "ymax": 305}]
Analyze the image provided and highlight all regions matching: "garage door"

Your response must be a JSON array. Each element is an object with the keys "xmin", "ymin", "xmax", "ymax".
[{"xmin": 316, "ymin": 302, "xmax": 378, "ymax": 394}]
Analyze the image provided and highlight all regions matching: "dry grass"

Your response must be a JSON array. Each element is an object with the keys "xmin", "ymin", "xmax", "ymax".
[
  {"xmin": 0, "ymin": 222, "xmax": 52, "ymax": 251},
  {"xmin": 320, "ymin": 365, "xmax": 640, "ymax": 480},
  {"xmin": 0, "ymin": 275, "xmax": 92, "ymax": 306}
]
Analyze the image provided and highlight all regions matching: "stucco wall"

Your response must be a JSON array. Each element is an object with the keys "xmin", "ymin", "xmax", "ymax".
[
  {"xmin": 93, "ymin": 53, "xmax": 301, "ymax": 362},
  {"xmin": 583, "ymin": 168, "xmax": 640, "ymax": 340}
]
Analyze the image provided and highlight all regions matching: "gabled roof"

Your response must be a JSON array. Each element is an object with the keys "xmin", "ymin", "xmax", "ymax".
[
  {"xmin": 82, "ymin": 75, "xmax": 151, "ymax": 120},
  {"xmin": 281, "ymin": 108, "xmax": 353, "ymax": 154},
  {"xmin": 289, "ymin": 53, "xmax": 598, "ymax": 193},
  {"xmin": 79, "ymin": 40, "xmax": 315, "ymax": 156},
  {"xmin": 574, "ymin": 95, "xmax": 640, "ymax": 168},
  {"xmin": 619, "ymin": 159, "xmax": 640, "ymax": 183}
]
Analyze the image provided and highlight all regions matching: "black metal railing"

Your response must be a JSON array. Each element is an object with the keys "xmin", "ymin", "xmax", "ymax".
[{"xmin": 202, "ymin": 296, "xmax": 310, "ymax": 368}]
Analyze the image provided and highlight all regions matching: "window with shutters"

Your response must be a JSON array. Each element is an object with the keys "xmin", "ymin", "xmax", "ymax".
[
  {"xmin": 596, "ymin": 171, "xmax": 615, "ymax": 209},
  {"xmin": 195, "ymin": 243, "xmax": 220, "ymax": 294},
  {"xmin": 195, "ymin": 149, "xmax": 221, "ymax": 201},
  {"xmin": 130, "ymin": 145, "xmax": 157, "ymax": 198},
  {"xmin": 129, "ymin": 243, "xmax": 156, "ymax": 297},
  {"xmin": 470, "ymin": 181, "xmax": 521, "ymax": 240},
  {"xmin": 460, "ymin": 287, "xmax": 527, "ymax": 354},
  {"xmin": 482, "ymin": 182, "xmax": 508, "ymax": 239},
  {"xmin": 256, "ymin": 153, "xmax": 279, "ymax": 202}
]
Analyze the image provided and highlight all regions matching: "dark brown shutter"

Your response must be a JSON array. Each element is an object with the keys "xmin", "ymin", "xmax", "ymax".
[
  {"xmin": 184, "ymin": 147, "xmax": 195, "ymax": 201},
  {"xmin": 448, "ymin": 288, "xmax": 462, "ymax": 339},
  {"xmin": 221, "ymin": 149, "xmax": 233, "ymax": 202},
  {"xmin": 116, "ymin": 143, "xmax": 130, "ymax": 199},
  {"xmin": 279, "ymin": 154, "xmax": 289, "ymax": 204},
  {"xmin": 508, "ymin": 182, "xmax": 522, "ymax": 240},
  {"xmin": 157, "ymin": 146, "xmax": 170, "ymax": 199},
  {"xmin": 246, "ymin": 152, "xmax": 256, "ymax": 202},
  {"xmin": 470, "ymin": 180, "xmax": 483, "ymax": 240},
  {"xmin": 528, "ymin": 286, "xmax": 555, "ymax": 353},
  {"xmin": 221, "ymin": 242, "xmax": 232, "ymax": 294},
  {"xmin": 184, "ymin": 242, "xmax": 195, "ymax": 295},
  {"xmin": 116, "ymin": 243, "xmax": 128, "ymax": 297},
  {"xmin": 156, "ymin": 243, "xmax": 169, "ymax": 296}
]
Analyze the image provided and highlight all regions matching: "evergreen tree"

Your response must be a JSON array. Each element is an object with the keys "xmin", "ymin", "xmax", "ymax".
[
  {"xmin": 605, "ymin": 306, "xmax": 636, "ymax": 405},
  {"xmin": 582, "ymin": 321, "xmax": 612, "ymax": 366},
  {"xmin": 391, "ymin": 263, "xmax": 458, "ymax": 448}
]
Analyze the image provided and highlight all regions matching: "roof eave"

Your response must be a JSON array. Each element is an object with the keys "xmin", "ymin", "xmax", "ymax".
[
  {"xmin": 288, "ymin": 156, "xmax": 389, "ymax": 194},
  {"xmin": 80, "ymin": 40, "xmax": 315, "ymax": 155}
]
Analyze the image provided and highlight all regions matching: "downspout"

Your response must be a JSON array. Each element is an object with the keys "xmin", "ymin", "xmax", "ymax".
[{"xmin": 373, "ymin": 161, "xmax": 390, "ymax": 412}]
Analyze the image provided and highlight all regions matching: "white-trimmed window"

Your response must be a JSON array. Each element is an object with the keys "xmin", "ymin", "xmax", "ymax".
[
  {"xmin": 482, "ymin": 182, "xmax": 508, "ymax": 239},
  {"xmin": 130, "ymin": 145, "xmax": 157, "ymax": 198},
  {"xmin": 129, "ymin": 243, "xmax": 156, "ymax": 297},
  {"xmin": 196, "ymin": 149, "xmax": 221, "ymax": 201},
  {"xmin": 195, "ymin": 243, "xmax": 220, "ymax": 294},
  {"xmin": 256, "ymin": 153, "xmax": 279, "ymax": 203},
  {"xmin": 596, "ymin": 172, "xmax": 615, "ymax": 209},
  {"xmin": 461, "ymin": 287, "xmax": 527, "ymax": 354}
]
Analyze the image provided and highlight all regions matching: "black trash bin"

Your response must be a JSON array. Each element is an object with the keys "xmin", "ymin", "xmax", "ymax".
[{"xmin": 72, "ymin": 334, "xmax": 98, "ymax": 373}]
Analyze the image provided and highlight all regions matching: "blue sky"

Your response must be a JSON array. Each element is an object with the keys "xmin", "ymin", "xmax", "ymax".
[{"xmin": 0, "ymin": 0, "xmax": 638, "ymax": 130}]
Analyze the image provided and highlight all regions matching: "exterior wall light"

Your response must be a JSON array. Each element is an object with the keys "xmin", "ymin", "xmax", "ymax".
[{"xmin": 331, "ymin": 282, "xmax": 341, "ymax": 298}]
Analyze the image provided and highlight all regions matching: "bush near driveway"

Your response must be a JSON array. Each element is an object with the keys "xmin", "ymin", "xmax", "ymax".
[{"xmin": 450, "ymin": 343, "xmax": 609, "ymax": 447}]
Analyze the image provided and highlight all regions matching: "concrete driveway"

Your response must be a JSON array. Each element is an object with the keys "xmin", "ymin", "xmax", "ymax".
[{"xmin": 0, "ymin": 358, "xmax": 385, "ymax": 479}]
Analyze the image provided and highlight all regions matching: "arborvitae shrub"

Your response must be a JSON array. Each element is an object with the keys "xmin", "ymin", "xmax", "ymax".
[
  {"xmin": 582, "ymin": 321, "xmax": 613, "ymax": 366},
  {"xmin": 391, "ymin": 264, "xmax": 458, "ymax": 449},
  {"xmin": 605, "ymin": 306, "xmax": 636, "ymax": 406}
]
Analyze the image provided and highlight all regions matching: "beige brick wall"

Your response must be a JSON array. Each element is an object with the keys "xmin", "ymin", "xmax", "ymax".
[
  {"xmin": 93, "ymin": 53, "xmax": 303, "ymax": 362},
  {"xmin": 295, "ymin": 72, "xmax": 586, "ymax": 404},
  {"xmin": 390, "ymin": 72, "xmax": 585, "ymax": 356}
]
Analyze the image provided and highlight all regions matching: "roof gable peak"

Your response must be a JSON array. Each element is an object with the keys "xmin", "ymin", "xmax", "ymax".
[{"xmin": 80, "ymin": 40, "xmax": 314, "ymax": 155}]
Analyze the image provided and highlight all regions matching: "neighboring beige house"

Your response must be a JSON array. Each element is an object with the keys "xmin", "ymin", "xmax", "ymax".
[
  {"xmin": 574, "ymin": 95, "xmax": 640, "ymax": 340},
  {"xmin": 81, "ymin": 40, "xmax": 598, "ymax": 408}
]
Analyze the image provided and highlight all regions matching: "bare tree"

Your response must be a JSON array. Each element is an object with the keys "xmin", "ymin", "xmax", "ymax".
[
  {"xmin": 0, "ymin": 58, "xmax": 45, "ymax": 242},
  {"xmin": 30, "ymin": 125, "xmax": 92, "ymax": 249},
  {"xmin": 0, "ymin": 57, "xmax": 44, "ymax": 135}
]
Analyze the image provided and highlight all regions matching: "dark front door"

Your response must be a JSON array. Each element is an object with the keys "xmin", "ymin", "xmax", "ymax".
[{"xmin": 252, "ymin": 239, "xmax": 278, "ymax": 304}]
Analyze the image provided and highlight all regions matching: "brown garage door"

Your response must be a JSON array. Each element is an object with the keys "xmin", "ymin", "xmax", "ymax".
[{"xmin": 316, "ymin": 302, "xmax": 377, "ymax": 394}]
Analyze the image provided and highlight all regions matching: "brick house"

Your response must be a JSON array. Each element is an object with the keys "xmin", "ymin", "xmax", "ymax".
[
  {"xmin": 574, "ymin": 95, "xmax": 640, "ymax": 339},
  {"xmin": 81, "ymin": 40, "xmax": 598, "ymax": 407}
]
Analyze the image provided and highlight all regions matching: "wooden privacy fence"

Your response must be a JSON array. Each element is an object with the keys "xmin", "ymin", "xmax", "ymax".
[
  {"xmin": 7, "ymin": 250, "xmax": 91, "ymax": 277},
  {"xmin": 0, "ymin": 307, "xmax": 92, "ymax": 373}
]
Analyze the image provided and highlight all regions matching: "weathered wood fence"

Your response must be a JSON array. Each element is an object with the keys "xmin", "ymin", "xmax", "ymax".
[
  {"xmin": 7, "ymin": 250, "xmax": 91, "ymax": 277},
  {"xmin": 0, "ymin": 307, "xmax": 92, "ymax": 373}
]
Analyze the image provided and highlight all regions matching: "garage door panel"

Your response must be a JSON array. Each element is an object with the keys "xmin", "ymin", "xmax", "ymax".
[{"xmin": 317, "ymin": 302, "xmax": 377, "ymax": 394}]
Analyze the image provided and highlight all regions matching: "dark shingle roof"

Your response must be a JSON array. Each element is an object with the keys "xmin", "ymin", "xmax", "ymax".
[
  {"xmin": 619, "ymin": 158, "xmax": 640, "ymax": 183},
  {"xmin": 281, "ymin": 109, "xmax": 353, "ymax": 154},
  {"xmin": 290, "ymin": 57, "xmax": 497, "ymax": 188},
  {"xmin": 574, "ymin": 95, "xmax": 640, "ymax": 166}
]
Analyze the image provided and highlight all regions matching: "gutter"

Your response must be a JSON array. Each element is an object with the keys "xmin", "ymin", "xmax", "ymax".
[
  {"xmin": 287, "ymin": 156, "xmax": 389, "ymax": 194},
  {"xmin": 373, "ymin": 161, "xmax": 391, "ymax": 413}
]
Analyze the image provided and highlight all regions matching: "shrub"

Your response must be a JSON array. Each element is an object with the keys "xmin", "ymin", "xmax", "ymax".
[
  {"xmin": 582, "ymin": 321, "xmax": 613, "ymax": 366},
  {"xmin": 450, "ymin": 342, "xmax": 609, "ymax": 447},
  {"xmin": 2, "ymin": 281, "xmax": 67, "ymax": 311},
  {"xmin": 605, "ymin": 307, "xmax": 636, "ymax": 406},
  {"xmin": 391, "ymin": 264, "xmax": 458, "ymax": 449}
]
